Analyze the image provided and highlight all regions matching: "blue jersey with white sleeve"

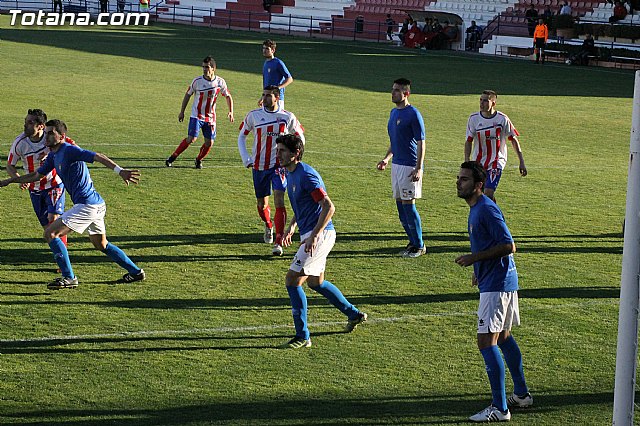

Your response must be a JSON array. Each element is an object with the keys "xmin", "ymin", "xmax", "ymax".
[
  {"xmin": 468, "ymin": 195, "xmax": 518, "ymax": 293},
  {"xmin": 387, "ymin": 105, "xmax": 425, "ymax": 167},
  {"xmin": 263, "ymin": 58, "xmax": 291, "ymax": 100},
  {"xmin": 37, "ymin": 143, "xmax": 104, "ymax": 205},
  {"xmin": 287, "ymin": 162, "xmax": 334, "ymax": 236}
]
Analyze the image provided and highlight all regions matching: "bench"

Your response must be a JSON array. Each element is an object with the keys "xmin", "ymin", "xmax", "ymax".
[
  {"xmin": 610, "ymin": 55, "xmax": 640, "ymax": 70},
  {"xmin": 497, "ymin": 45, "xmax": 533, "ymax": 57}
]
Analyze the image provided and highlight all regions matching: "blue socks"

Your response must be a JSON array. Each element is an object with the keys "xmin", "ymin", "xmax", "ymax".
[
  {"xmin": 499, "ymin": 335, "xmax": 529, "ymax": 396},
  {"xmin": 286, "ymin": 286, "xmax": 309, "ymax": 339},
  {"xmin": 101, "ymin": 242, "xmax": 140, "ymax": 274},
  {"xmin": 396, "ymin": 201, "xmax": 411, "ymax": 244},
  {"xmin": 49, "ymin": 238, "xmax": 74, "ymax": 278},
  {"xmin": 480, "ymin": 345, "xmax": 507, "ymax": 412},
  {"xmin": 401, "ymin": 202, "xmax": 424, "ymax": 249},
  {"xmin": 311, "ymin": 280, "xmax": 359, "ymax": 320}
]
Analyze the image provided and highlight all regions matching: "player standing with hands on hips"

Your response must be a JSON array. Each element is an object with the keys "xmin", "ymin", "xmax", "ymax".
[
  {"xmin": 455, "ymin": 161, "xmax": 532, "ymax": 422},
  {"xmin": 0, "ymin": 119, "xmax": 145, "ymax": 289}
]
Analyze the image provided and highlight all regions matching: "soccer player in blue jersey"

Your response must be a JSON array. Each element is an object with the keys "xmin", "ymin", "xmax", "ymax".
[
  {"xmin": 261, "ymin": 40, "xmax": 293, "ymax": 109},
  {"xmin": 276, "ymin": 134, "xmax": 367, "ymax": 349},
  {"xmin": 455, "ymin": 161, "xmax": 532, "ymax": 423},
  {"xmin": 0, "ymin": 119, "xmax": 145, "ymax": 290},
  {"xmin": 377, "ymin": 78, "xmax": 427, "ymax": 258}
]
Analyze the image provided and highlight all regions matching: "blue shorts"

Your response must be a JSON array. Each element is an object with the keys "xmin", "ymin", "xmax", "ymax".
[
  {"xmin": 30, "ymin": 186, "xmax": 66, "ymax": 226},
  {"xmin": 484, "ymin": 167, "xmax": 503, "ymax": 191},
  {"xmin": 252, "ymin": 167, "xmax": 287, "ymax": 198},
  {"xmin": 187, "ymin": 117, "xmax": 216, "ymax": 140}
]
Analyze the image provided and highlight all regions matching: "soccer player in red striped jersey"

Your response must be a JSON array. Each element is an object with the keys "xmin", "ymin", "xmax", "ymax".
[
  {"xmin": 165, "ymin": 56, "xmax": 234, "ymax": 169},
  {"xmin": 238, "ymin": 86, "xmax": 305, "ymax": 256},
  {"xmin": 6, "ymin": 109, "xmax": 74, "ymax": 251},
  {"xmin": 464, "ymin": 90, "xmax": 527, "ymax": 202}
]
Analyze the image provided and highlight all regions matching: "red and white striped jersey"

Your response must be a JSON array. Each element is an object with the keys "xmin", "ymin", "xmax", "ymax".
[
  {"xmin": 7, "ymin": 132, "xmax": 63, "ymax": 192},
  {"xmin": 187, "ymin": 75, "xmax": 230, "ymax": 123},
  {"xmin": 238, "ymin": 107, "xmax": 305, "ymax": 170},
  {"xmin": 466, "ymin": 111, "xmax": 519, "ymax": 170}
]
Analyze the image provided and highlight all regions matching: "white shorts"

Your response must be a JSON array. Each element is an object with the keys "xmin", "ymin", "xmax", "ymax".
[
  {"xmin": 278, "ymin": 99, "xmax": 285, "ymax": 110},
  {"xmin": 391, "ymin": 164, "xmax": 422, "ymax": 200},
  {"xmin": 289, "ymin": 229, "xmax": 336, "ymax": 277},
  {"xmin": 477, "ymin": 291, "xmax": 520, "ymax": 334},
  {"xmin": 61, "ymin": 202, "xmax": 107, "ymax": 235}
]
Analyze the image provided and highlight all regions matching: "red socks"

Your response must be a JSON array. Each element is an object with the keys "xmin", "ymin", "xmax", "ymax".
[
  {"xmin": 172, "ymin": 138, "xmax": 191, "ymax": 158},
  {"xmin": 196, "ymin": 143, "xmax": 212, "ymax": 161},
  {"xmin": 258, "ymin": 205, "xmax": 272, "ymax": 228},
  {"xmin": 275, "ymin": 207, "xmax": 287, "ymax": 245}
]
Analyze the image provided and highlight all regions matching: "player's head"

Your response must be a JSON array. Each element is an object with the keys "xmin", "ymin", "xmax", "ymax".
[
  {"xmin": 202, "ymin": 56, "xmax": 216, "ymax": 78},
  {"xmin": 24, "ymin": 108, "xmax": 48, "ymax": 137},
  {"xmin": 263, "ymin": 39, "xmax": 276, "ymax": 58},
  {"xmin": 392, "ymin": 78, "xmax": 411, "ymax": 105},
  {"xmin": 457, "ymin": 161, "xmax": 486, "ymax": 199},
  {"xmin": 262, "ymin": 85, "xmax": 280, "ymax": 110},
  {"xmin": 480, "ymin": 90, "xmax": 497, "ymax": 114},
  {"xmin": 44, "ymin": 119, "xmax": 68, "ymax": 148},
  {"xmin": 276, "ymin": 134, "xmax": 304, "ymax": 166}
]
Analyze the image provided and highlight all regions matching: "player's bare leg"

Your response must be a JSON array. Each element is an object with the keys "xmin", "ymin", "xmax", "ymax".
[{"xmin": 483, "ymin": 187, "xmax": 496, "ymax": 203}]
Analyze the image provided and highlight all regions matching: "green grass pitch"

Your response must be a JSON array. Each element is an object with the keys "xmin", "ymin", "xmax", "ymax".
[{"xmin": 0, "ymin": 16, "xmax": 635, "ymax": 424}]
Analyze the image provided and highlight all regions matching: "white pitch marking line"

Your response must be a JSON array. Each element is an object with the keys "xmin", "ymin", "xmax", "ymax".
[{"xmin": 0, "ymin": 312, "xmax": 474, "ymax": 344}]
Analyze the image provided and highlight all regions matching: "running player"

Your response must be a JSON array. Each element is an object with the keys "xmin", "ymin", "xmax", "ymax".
[
  {"xmin": 261, "ymin": 40, "xmax": 293, "ymax": 109},
  {"xmin": 464, "ymin": 90, "xmax": 527, "ymax": 202},
  {"xmin": 7, "ymin": 109, "xmax": 73, "ymax": 251},
  {"xmin": 276, "ymin": 134, "xmax": 367, "ymax": 349},
  {"xmin": 165, "ymin": 56, "xmax": 234, "ymax": 169},
  {"xmin": 377, "ymin": 78, "xmax": 427, "ymax": 258},
  {"xmin": 455, "ymin": 161, "xmax": 532, "ymax": 422},
  {"xmin": 0, "ymin": 119, "xmax": 145, "ymax": 289},
  {"xmin": 238, "ymin": 86, "xmax": 305, "ymax": 256}
]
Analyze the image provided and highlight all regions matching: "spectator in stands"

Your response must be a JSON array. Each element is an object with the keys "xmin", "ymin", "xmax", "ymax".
[
  {"xmin": 559, "ymin": 1, "xmax": 572, "ymax": 15},
  {"xmin": 386, "ymin": 14, "xmax": 395, "ymax": 40},
  {"xmin": 399, "ymin": 18, "xmax": 409, "ymax": 43},
  {"xmin": 525, "ymin": 4, "xmax": 539, "ymax": 37},
  {"xmin": 99, "ymin": 0, "xmax": 108, "ymax": 13},
  {"xmin": 533, "ymin": 17, "xmax": 548, "ymax": 64},
  {"xmin": 53, "ymin": 0, "xmax": 62, "ymax": 12},
  {"xmin": 609, "ymin": 1, "xmax": 628, "ymax": 22},
  {"xmin": 571, "ymin": 33, "xmax": 598, "ymax": 65},
  {"xmin": 263, "ymin": 0, "xmax": 272, "ymax": 12},
  {"xmin": 542, "ymin": 5, "xmax": 553, "ymax": 24},
  {"xmin": 355, "ymin": 15, "xmax": 364, "ymax": 34},
  {"xmin": 117, "ymin": 0, "xmax": 125, "ymax": 12},
  {"xmin": 441, "ymin": 21, "xmax": 459, "ymax": 47},
  {"xmin": 466, "ymin": 20, "xmax": 481, "ymax": 51},
  {"xmin": 407, "ymin": 16, "xmax": 416, "ymax": 30}
]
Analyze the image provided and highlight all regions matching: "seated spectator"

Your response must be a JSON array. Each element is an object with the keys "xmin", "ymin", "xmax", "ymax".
[
  {"xmin": 399, "ymin": 18, "xmax": 409, "ymax": 42},
  {"xmin": 559, "ymin": 1, "xmax": 572, "ymax": 15},
  {"xmin": 542, "ymin": 5, "xmax": 553, "ymax": 24},
  {"xmin": 609, "ymin": 1, "xmax": 628, "ymax": 22},
  {"xmin": 570, "ymin": 33, "xmax": 598, "ymax": 65},
  {"xmin": 525, "ymin": 4, "xmax": 539, "ymax": 37},
  {"xmin": 404, "ymin": 22, "xmax": 425, "ymax": 48},
  {"xmin": 466, "ymin": 20, "xmax": 481, "ymax": 50},
  {"xmin": 423, "ymin": 18, "xmax": 444, "ymax": 49},
  {"xmin": 386, "ymin": 14, "xmax": 395, "ymax": 41},
  {"xmin": 441, "ymin": 21, "xmax": 459, "ymax": 46}
]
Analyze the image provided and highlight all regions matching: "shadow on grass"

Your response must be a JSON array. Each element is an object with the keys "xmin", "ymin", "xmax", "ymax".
[{"xmin": 0, "ymin": 391, "xmax": 617, "ymax": 425}]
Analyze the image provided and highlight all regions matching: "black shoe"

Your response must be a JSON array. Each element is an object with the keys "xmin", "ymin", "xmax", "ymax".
[
  {"xmin": 165, "ymin": 156, "xmax": 176, "ymax": 167},
  {"xmin": 195, "ymin": 159, "xmax": 203, "ymax": 169},
  {"xmin": 48, "ymin": 276, "xmax": 79, "ymax": 290},
  {"xmin": 122, "ymin": 269, "xmax": 146, "ymax": 283}
]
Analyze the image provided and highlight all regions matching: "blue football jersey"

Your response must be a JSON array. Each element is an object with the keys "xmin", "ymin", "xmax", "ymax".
[
  {"xmin": 287, "ymin": 162, "xmax": 334, "ymax": 236},
  {"xmin": 263, "ymin": 58, "xmax": 291, "ymax": 100},
  {"xmin": 387, "ymin": 105, "xmax": 425, "ymax": 167}
]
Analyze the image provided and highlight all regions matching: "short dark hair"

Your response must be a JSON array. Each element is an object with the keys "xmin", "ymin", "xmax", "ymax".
[
  {"xmin": 202, "ymin": 56, "xmax": 216, "ymax": 68},
  {"xmin": 276, "ymin": 134, "xmax": 304, "ymax": 161},
  {"xmin": 394, "ymin": 78, "xmax": 411, "ymax": 92},
  {"xmin": 263, "ymin": 39, "xmax": 276, "ymax": 49},
  {"xmin": 460, "ymin": 161, "xmax": 486, "ymax": 186},
  {"xmin": 27, "ymin": 109, "xmax": 47, "ymax": 125},
  {"xmin": 263, "ymin": 85, "xmax": 280, "ymax": 98},
  {"xmin": 45, "ymin": 119, "xmax": 68, "ymax": 135},
  {"xmin": 482, "ymin": 90, "xmax": 497, "ymax": 101}
]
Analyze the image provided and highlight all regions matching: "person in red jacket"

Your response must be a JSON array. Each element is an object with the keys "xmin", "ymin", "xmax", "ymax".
[{"xmin": 532, "ymin": 18, "xmax": 548, "ymax": 64}]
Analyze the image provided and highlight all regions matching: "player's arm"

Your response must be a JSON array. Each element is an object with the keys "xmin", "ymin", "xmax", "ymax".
[
  {"xmin": 411, "ymin": 139, "xmax": 425, "ymax": 182},
  {"xmin": 237, "ymin": 123, "xmax": 253, "ymax": 168},
  {"xmin": 303, "ymin": 192, "xmax": 335, "ymax": 255},
  {"xmin": 93, "ymin": 153, "xmax": 141, "ymax": 186},
  {"xmin": 282, "ymin": 214, "xmax": 297, "ymax": 248},
  {"xmin": 509, "ymin": 136, "xmax": 527, "ymax": 176},
  {"xmin": 377, "ymin": 146, "xmax": 393, "ymax": 170},
  {"xmin": 455, "ymin": 242, "xmax": 516, "ymax": 267},
  {"xmin": 0, "ymin": 171, "xmax": 44, "ymax": 187},
  {"xmin": 225, "ymin": 92, "xmax": 235, "ymax": 123},
  {"xmin": 5, "ymin": 162, "xmax": 29, "ymax": 191},
  {"xmin": 279, "ymin": 76, "xmax": 294, "ymax": 89},
  {"xmin": 464, "ymin": 136, "xmax": 473, "ymax": 162},
  {"xmin": 178, "ymin": 92, "xmax": 192, "ymax": 122}
]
